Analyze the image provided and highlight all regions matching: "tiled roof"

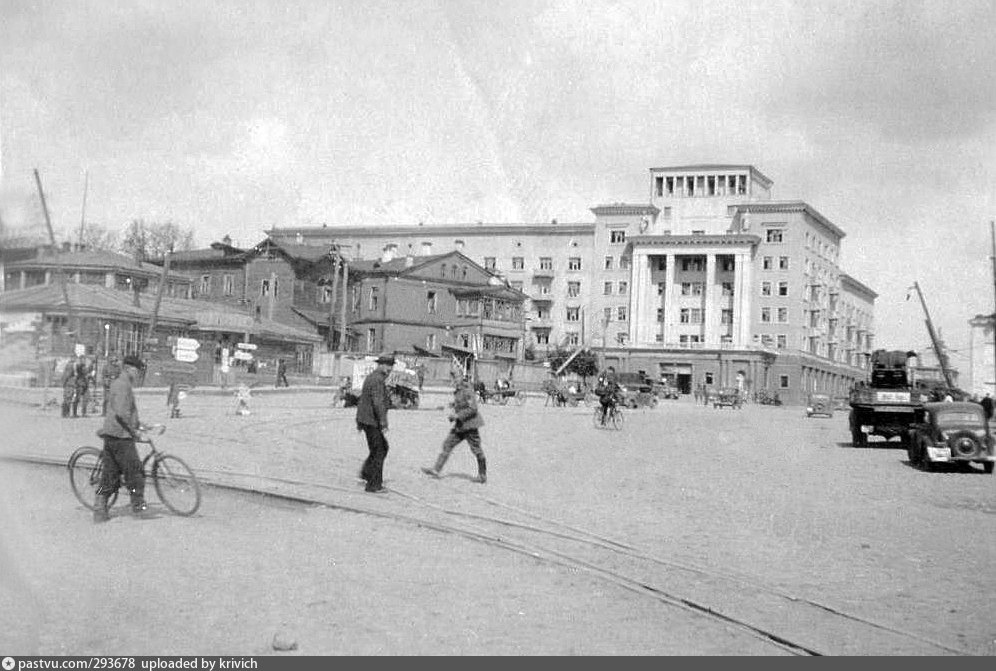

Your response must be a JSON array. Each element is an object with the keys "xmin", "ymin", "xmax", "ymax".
[
  {"xmin": 0, "ymin": 284, "xmax": 321, "ymax": 343},
  {"xmin": 6, "ymin": 249, "xmax": 190, "ymax": 281}
]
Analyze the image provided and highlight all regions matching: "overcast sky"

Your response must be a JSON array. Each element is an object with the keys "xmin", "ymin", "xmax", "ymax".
[{"xmin": 2, "ymin": 0, "xmax": 994, "ymax": 364}]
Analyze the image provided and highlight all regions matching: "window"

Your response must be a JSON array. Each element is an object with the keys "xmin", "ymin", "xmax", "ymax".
[
  {"xmin": 616, "ymin": 332, "xmax": 629, "ymax": 345},
  {"xmin": 603, "ymin": 307, "xmax": 613, "ymax": 323},
  {"xmin": 320, "ymin": 286, "xmax": 333, "ymax": 304},
  {"xmin": 619, "ymin": 256, "xmax": 630, "ymax": 269},
  {"xmin": 721, "ymin": 258, "xmax": 735, "ymax": 272},
  {"xmin": 662, "ymin": 206, "xmax": 672, "ymax": 219},
  {"xmin": 199, "ymin": 275, "xmax": 211, "ymax": 296},
  {"xmin": 603, "ymin": 282, "xmax": 613, "ymax": 295},
  {"xmin": 366, "ymin": 328, "xmax": 376, "ymax": 351},
  {"xmin": 568, "ymin": 257, "xmax": 582, "ymax": 271},
  {"xmin": 681, "ymin": 282, "xmax": 704, "ymax": 296},
  {"xmin": 567, "ymin": 281, "xmax": 581, "ymax": 298},
  {"xmin": 610, "ymin": 230, "xmax": 626, "ymax": 244},
  {"xmin": 656, "ymin": 308, "xmax": 665, "ymax": 322},
  {"xmin": 761, "ymin": 281, "xmax": 772, "ymax": 297},
  {"xmin": 536, "ymin": 307, "xmax": 550, "ymax": 320},
  {"xmin": 539, "ymin": 257, "xmax": 553, "ymax": 270},
  {"xmin": 535, "ymin": 332, "xmax": 549, "ymax": 345},
  {"xmin": 766, "ymin": 228, "xmax": 784, "ymax": 243},
  {"xmin": 777, "ymin": 335, "xmax": 787, "ymax": 349},
  {"xmin": 656, "ymin": 257, "xmax": 667, "ymax": 271},
  {"xmin": 762, "ymin": 256, "xmax": 773, "ymax": 270},
  {"xmin": 260, "ymin": 279, "xmax": 270, "ymax": 297},
  {"xmin": 778, "ymin": 281, "xmax": 789, "ymax": 297},
  {"xmin": 461, "ymin": 266, "xmax": 468, "ymax": 279},
  {"xmin": 426, "ymin": 333, "xmax": 437, "ymax": 350},
  {"xmin": 604, "ymin": 256, "xmax": 613, "ymax": 270},
  {"xmin": 484, "ymin": 257, "xmax": 496, "ymax": 271},
  {"xmin": 223, "ymin": 274, "xmax": 234, "ymax": 296},
  {"xmin": 777, "ymin": 307, "xmax": 788, "ymax": 323},
  {"xmin": 351, "ymin": 286, "xmax": 360, "ymax": 312},
  {"xmin": 680, "ymin": 308, "xmax": 690, "ymax": 324},
  {"xmin": 566, "ymin": 307, "xmax": 580, "ymax": 322},
  {"xmin": 565, "ymin": 332, "xmax": 579, "ymax": 347},
  {"xmin": 722, "ymin": 282, "xmax": 734, "ymax": 296},
  {"xmin": 761, "ymin": 307, "xmax": 771, "ymax": 323},
  {"xmin": 440, "ymin": 263, "xmax": 447, "ymax": 278},
  {"xmin": 618, "ymin": 281, "xmax": 628, "ymax": 295},
  {"xmin": 617, "ymin": 306, "xmax": 628, "ymax": 321},
  {"xmin": 426, "ymin": 291, "xmax": 437, "ymax": 314},
  {"xmin": 779, "ymin": 375, "xmax": 790, "ymax": 389},
  {"xmin": 691, "ymin": 230, "xmax": 705, "ymax": 236},
  {"xmin": 537, "ymin": 282, "xmax": 551, "ymax": 296},
  {"xmin": 721, "ymin": 309, "xmax": 733, "ymax": 324},
  {"xmin": 761, "ymin": 334, "xmax": 773, "ymax": 347},
  {"xmin": 368, "ymin": 286, "xmax": 379, "ymax": 311},
  {"xmin": 657, "ymin": 282, "xmax": 666, "ymax": 296},
  {"xmin": 779, "ymin": 256, "xmax": 789, "ymax": 270},
  {"xmin": 655, "ymin": 176, "xmax": 664, "ymax": 197},
  {"xmin": 679, "ymin": 308, "xmax": 702, "ymax": 324},
  {"xmin": 681, "ymin": 258, "xmax": 705, "ymax": 272},
  {"xmin": 512, "ymin": 257, "xmax": 524, "ymax": 270}
]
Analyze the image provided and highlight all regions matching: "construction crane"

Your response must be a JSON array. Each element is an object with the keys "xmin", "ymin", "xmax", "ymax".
[{"xmin": 910, "ymin": 281, "xmax": 955, "ymax": 391}]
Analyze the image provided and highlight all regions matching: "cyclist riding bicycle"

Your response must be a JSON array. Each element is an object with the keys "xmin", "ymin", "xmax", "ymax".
[{"xmin": 595, "ymin": 367, "xmax": 621, "ymax": 426}]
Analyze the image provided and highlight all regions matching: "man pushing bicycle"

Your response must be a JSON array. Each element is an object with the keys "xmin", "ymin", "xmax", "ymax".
[{"xmin": 93, "ymin": 355, "xmax": 151, "ymax": 523}]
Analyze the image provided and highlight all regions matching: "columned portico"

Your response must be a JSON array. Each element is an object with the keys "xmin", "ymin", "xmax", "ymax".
[{"xmin": 627, "ymin": 234, "xmax": 759, "ymax": 349}]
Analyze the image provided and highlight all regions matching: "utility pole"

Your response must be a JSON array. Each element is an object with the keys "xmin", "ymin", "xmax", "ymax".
[
  {"xmin": 990, "ymin": 221, "xmax": 996, "ymax": 394},
  {"xmin": 33, "ymin": 169, "xmax": 76, "ymax": 345},
  {"xmin": 77, "ymin": 169, "xmax": 88, "ymax": 247},
  {"xmin": 147, "ymin": 248, "xmax": 172, "ymax": 344},
  {"xmin": 338, "ymin": 259, "xmax": 349, "ymax": 352},
  {"xmin": 328, "ymin": 244, "xmax": 339, "ymax": 350}
]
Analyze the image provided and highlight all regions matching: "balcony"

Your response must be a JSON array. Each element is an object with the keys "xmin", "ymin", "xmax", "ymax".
[
  {"xmin": 532, "ymin": 268, "xmax": 555, "ymax": 279},
  {"xmin": 529, "ymin": 295, "xmax": 553, "ymax": 304}
]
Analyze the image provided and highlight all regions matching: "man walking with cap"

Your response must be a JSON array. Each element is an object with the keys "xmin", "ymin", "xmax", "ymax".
[
  {"xmin": 356, "ymin": 353, "xmax": 394, "ymax": 493},
  {"xmin": 93, "ymin": 354, "xmax": 150, "ymax": 522},
  {"xmin": 421, "ymin": 376, "xmax": 487, "ymax": 484}
]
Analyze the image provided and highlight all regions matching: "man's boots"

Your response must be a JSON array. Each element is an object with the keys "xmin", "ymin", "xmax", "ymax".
[
  {"xmin": 93, "ymin": 494, "xmax": 110, "ymax": 523},
  {"xmin": 130, "ymin": 491, "xmax": 150, "ymax": 517},
  {"xmin": 420, "ymin": 453, "xmax": 449, "ymax": 478},
  {"xmin": 476, "ymin": 456, "xmax": 487, "ymax": 484}
]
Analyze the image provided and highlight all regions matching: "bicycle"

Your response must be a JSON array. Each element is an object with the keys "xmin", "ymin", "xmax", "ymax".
[
  {"xmin": 68, "ymin": 424, "xmax": 201, "ymax": 516},
  {"xmin": 592, "ymin": 402, "xmax": 624, "ymax": 430}
]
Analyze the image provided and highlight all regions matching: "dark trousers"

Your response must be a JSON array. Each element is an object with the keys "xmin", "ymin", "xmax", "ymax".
[
  {"xmin": 98, "ymin": 436, "xmax": 145, "ymax": 501},
  {"xmin": 441, "ymin": 428, "xmax": 484, "ymax": 459},
  {"xmin": 359, "ymin": 425, "xmax": 389, "ymax": 490}
]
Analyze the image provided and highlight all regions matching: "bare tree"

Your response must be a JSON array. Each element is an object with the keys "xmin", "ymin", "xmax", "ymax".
[
  {"xmin": 120, "ymin": 219, "xmax": 195, "ymax": 261},
  {"xmin": 77, "ymin": 222, "xmax": 120, "ymax": 252}
]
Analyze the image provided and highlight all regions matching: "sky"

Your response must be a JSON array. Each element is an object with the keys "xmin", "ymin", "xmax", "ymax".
[{"xmin": 1, "ymin": 0, "xmax": 995, "ymax": 364}]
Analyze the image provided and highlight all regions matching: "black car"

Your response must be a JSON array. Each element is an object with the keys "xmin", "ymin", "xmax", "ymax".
[{"xmin": 907, "ymin": 401, "xmax": 995, "ymax": 473}]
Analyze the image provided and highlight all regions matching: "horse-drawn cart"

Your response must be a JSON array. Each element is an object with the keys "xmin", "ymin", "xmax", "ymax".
[{"xmin": 475, "ymin": 381, "xmax": 526, "ymax": 406}]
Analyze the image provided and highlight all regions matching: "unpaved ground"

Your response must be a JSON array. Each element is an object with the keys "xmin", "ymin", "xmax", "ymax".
[{"xmin": 0, "ymin": 392, "xmax": 994, "ymax": 655}]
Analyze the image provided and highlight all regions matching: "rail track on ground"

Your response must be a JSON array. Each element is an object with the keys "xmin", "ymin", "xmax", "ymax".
[{"xmin": 4, "ymin": 403, "xmax": 971, "ymax": 656}]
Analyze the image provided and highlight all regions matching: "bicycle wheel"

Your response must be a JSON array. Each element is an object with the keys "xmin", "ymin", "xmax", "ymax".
[
  {"xmin": 610, "ymin": 408, "xmax": 624, "ymax": 430},
  {"xmin": 153, "ymin": 454, "xmax": 201, "ymax": 516},
  {"xmin": 592, "ymin": 406, "xmax": 605, "ymax": 428},
  {"xmin": 68, "ymin": 446, "xmax": 118, "ymax": 510}
]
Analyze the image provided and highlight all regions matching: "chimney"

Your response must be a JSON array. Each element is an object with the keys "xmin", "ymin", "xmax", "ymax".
[
  {"xmin": 421, "ymin": 241, "xmax": 432, "ymax": 256},
  {"xmin": 381, "ymin": 244, "xmax": 397, "ymax": 263},
  {"xmin": 222, "ymin": 234, "xmax": 233, "ymax": 246}
]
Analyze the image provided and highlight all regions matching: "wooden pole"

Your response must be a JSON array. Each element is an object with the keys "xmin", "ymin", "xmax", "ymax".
[
  {"xmin": 147, "ymin": 248, "xmax": 171, "ymax": 342},
  {"xmin": 990, "ymin": 221, "xmax": 996, "ymax": 394},
  {"xmin": 77, "ymin": 169, "xmax": 88, "ymax": 247},
  {"xmin": 338, "ymin": 260, "xmax": 349, "ymax": 352},
  {"xmin": 328, "ymin": 246, "xmax": 339, "ymax": 350},
  {"xmin": 33, "ymin": 169, "xmax": 76, "ymax": 344}
]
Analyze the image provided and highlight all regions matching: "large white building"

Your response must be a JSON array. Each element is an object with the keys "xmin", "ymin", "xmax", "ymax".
[{"xmin": 270, "ymin": 164, "xmax": 875, "ymax": 404}]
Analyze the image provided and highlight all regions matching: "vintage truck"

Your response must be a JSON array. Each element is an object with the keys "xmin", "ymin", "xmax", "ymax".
[{"xmin": 849, "ymin": 349, "xmax": 927, "ymax": 447}]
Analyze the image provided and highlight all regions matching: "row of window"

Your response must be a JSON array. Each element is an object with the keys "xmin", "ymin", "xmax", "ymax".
[
  {"xmin": 604, "ymin": 255, "xmax": 632, "ymax": 270},
  {"xmin": 761, "ymin": 256, "xmax": 790, "ymax": 270},
  {"xmin": 485, "ymin": 257, "xmax": 583, "ymax": 272},
  {"xmin": 655, "ymin": 174, "xmax": 749, "ymax": 198}
]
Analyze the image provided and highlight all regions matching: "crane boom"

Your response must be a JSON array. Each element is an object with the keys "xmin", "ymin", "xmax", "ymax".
[{"xmin": 911, "ymin": 281, "xmax": 955, "ymax": 390}]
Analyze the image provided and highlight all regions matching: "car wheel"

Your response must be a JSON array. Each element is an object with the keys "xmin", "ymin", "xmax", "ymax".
[
  {"xmin": 851, "ymin": 429, "xmax": 866, "ymax": 447},
  {"xmin": 947, "ymin": 430, "xmax": 981, "ymax": 459}
]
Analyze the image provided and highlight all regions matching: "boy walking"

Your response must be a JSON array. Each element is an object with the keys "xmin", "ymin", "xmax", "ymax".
[{"xmin": 421, "ymin": 377, "xmax": 487, "ymax": 484}]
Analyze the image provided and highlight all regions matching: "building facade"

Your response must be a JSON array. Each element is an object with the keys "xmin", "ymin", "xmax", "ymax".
[{"xmin": 268, "ymin": 164, "xmax": 876, "ymax": 404}]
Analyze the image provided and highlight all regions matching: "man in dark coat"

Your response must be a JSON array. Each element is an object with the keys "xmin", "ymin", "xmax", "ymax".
[
  {"xmin": 421, "ymin": 377, "xmax": 487, "ymax": 483},
  {"xmin": 356, "ymin": 354, "xmax": 394, "ymax": 493},
  {"xmin": 61, "ymin": 357, "xmax": 77, "ymax": 418},
  {"xmin": 94, "ymin": 355, "xmax": 149, "ymax": 522},
  {"xmin": 981, "ymin": 393, "xmax": 994, "ymax": 423}
]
